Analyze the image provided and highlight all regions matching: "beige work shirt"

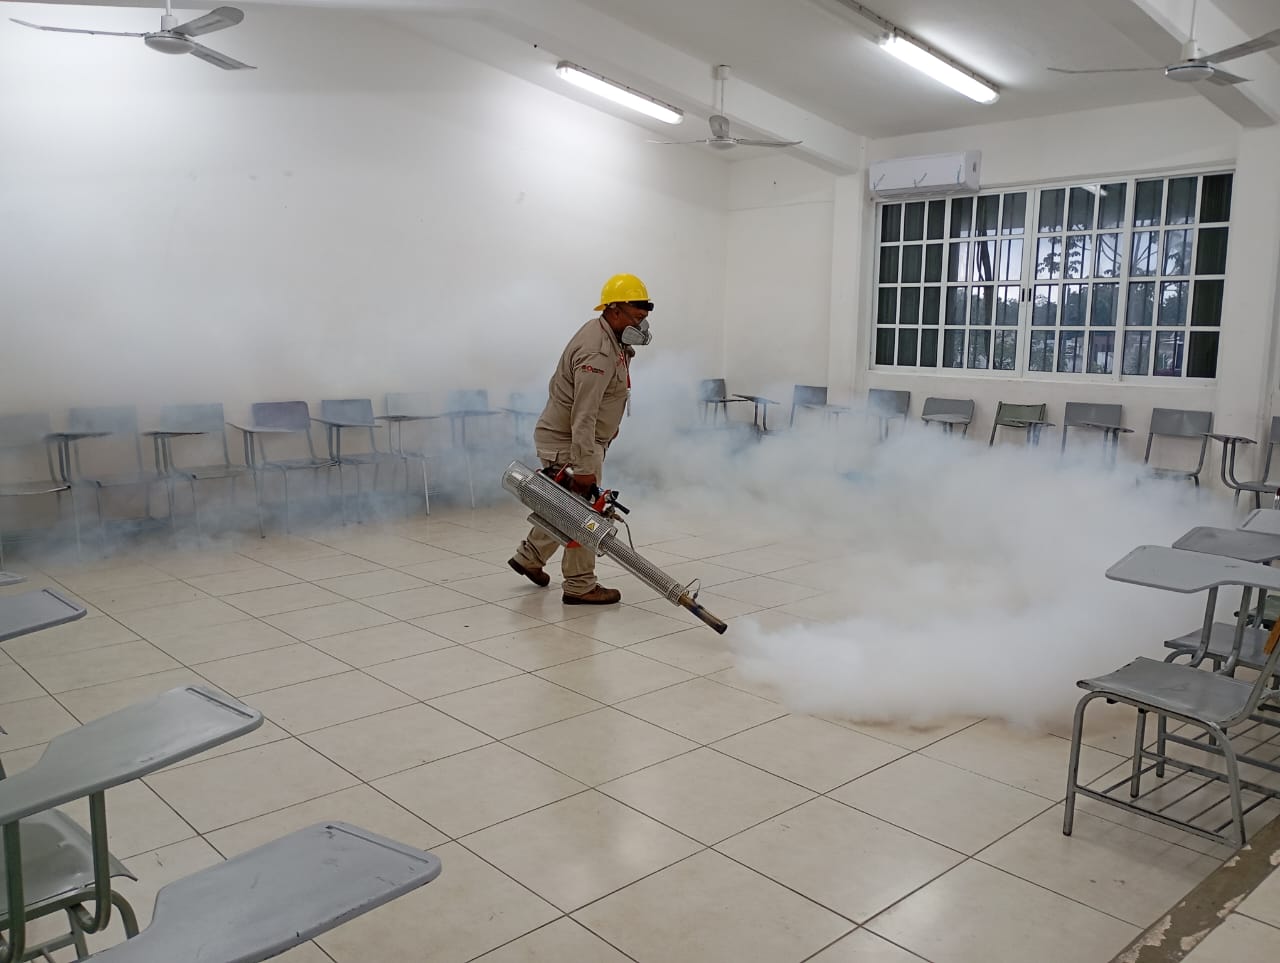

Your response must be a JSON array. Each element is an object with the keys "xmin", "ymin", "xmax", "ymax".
[{"xmin": 534, "ymin": 316, "xmax": 631, "ymax": 477}]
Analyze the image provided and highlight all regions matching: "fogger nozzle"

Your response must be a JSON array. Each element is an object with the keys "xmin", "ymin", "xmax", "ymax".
[{"xmin": 502, "ymin": 461, "xmax": 727, "ymax": 634}]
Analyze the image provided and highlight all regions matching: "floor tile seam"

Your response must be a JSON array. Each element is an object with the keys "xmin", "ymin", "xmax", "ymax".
[
  {"xmin": 693, "ymin": 670, "xmax": 787, "ymax": 707},
  {"xmin": 424, "ymin": 698, "xmax": 607, "ymax": 743},
  {"xmin": 523, "ymin": 665, "xmax": 701, "ymax": 704},
  {"xmin": 701, "ymin": 734, "xmax": 875, "ymax": 796},
  {"xmin": 257, "ymin": 690, "xmax": 425, "ymax": 737},
  {"xmin": 796, "ymin": 927, "xmax": 932, "ymax": 963},
  {"xmin": 496, "ymin": 729, "xmax": 703, "ymax": 788},
  {"xmin": 315, "ymin": 727, "xmax": 499, "ymax": 783},
  {"xmin": 75, "ymin": 584, "xmax": 220, "ymax": 616},
  {"xmin": 457, "ymin": 915, "xmax": 641, "ymax": 963},
  {"xmin": 1235, "ymin": 909, "xmax": 1280, "ymax": 930},
  {"xmin": 601, "ymin": 700, "xmax": 771, "ymax": 747},
  {"xmin": 44, "ymin": 659, "xmax": 194, "ymax": 709}
]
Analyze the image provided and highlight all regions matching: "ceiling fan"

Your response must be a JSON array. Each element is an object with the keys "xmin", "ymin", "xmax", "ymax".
[
  {"xmin": 653, "ymin": 65, "xmax": 801, "ymax": 150},
  {"xmin": 1048, "ymin": 0, "xmax": 1278, "ymax": 86},
  {"xmin": 10, "ymin": 1, "xmax": 255, "ymax": 70}
]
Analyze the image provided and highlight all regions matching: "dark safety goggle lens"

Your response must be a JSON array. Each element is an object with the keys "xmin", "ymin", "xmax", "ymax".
[{"xmin": 627, "ymin": 300, "xmax": 655, "ymax": 311}]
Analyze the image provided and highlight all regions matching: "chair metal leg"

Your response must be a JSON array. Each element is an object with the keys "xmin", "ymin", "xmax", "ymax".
[
  {"xmin": 464, "ymin": 451, "xmax": 476, "ymax": 509},
  {"xmin": 1214, "ymin": 725, "xmax": 1247, "ymax": 847},
  {"xmin": 422, "ymin": 460, "xmax": 431, "ymax": 516},
  {"xmin": 1155, "ymin": 714, "xmax": 1168, "ymax": 778},
  {"xmin": 1063, "ymin": 692, "xmax": 1094, "ymax": 836},
  {"xmin": 251, "ymin": 470, "xmax": 265, "ymax": 538},
  {"xmin": 282, "ymin": 471, "xmax": 292, "ymax": 534},
  {"xmin": 190, "ymin": 479, "xmax": 202, "ymax": 537},
  {"xmin": 1130, "ymin": 709, "xmax": 1147, "ymax": 797},
  {"xmin": 94, "ymin": 487, "xmax": 107, "ymax": 553}
]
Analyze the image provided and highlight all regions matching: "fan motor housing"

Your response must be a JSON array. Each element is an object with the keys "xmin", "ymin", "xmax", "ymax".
[
  {"xmin": 144, "ymin": 32, "xmax": 194, "ymax": 55},
  {"xmin": 1165, "ymin": 62, "xmax": 1215, "ymax": 82}
]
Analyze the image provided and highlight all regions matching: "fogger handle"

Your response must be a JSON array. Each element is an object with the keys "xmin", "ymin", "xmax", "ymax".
[{"xmin": 679, "ymin": 594, "xmax": 728, "ymax": 635}]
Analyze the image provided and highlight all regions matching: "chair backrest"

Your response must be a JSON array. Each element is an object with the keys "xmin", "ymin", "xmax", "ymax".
[
  {"xmin": 993, "ymin": 402, "xmax": 1047, "ymax": 427},
  {"xmin": 793, "ymin": 385, "xmax": 828, "ymax": 408},
  {"xmin": 447, "ymin": 389, "xmax": 489, "ymax": 412},
  {"xmin": 1148, "ymin": 408, "xmax": 1212, "ymax": 440},
  {"xmin": 0, "ymin": 412, "xmax": 53, "ymax": 449},
  {"xmin": 921, "ymin": 397, "xmax": 974, "ymax": 422},
  {"xmin": 320, "ymin": 399, "xmax": 376, "ymax": 425},
  {"xmin": 68, "ymin": 405, "xmax": 138, "ymax": 436},
  {"xmin": 250, "ymin": 401, "xmax": 311, "ymax": 432},
  {"xmin": 508, "ymin": 392, "xmax": 543, "ymax": 414},
  {"xmin": 699, "ymin": 379, "xmax": 729, "ymax": 403},
  {"xmin": 1063, "ymin": 402, "xmax": 1122, "ymax": 429},
  {"xmin": 158, "ymin": 403, "xmax": 226, "ymax": 434},
  {"xmin": 385, "ymin": 392, "xmax": 433, "ymax": 418},
  {"xmin": 867, "ymin": 389, "xmax": 910, "ymax": 418}
]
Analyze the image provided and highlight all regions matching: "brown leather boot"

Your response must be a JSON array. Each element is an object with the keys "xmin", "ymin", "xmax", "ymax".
[
  {"xmin": 563, "ymin": 585, "xmax": 622, "ymax": 605},
  {"xmin": 508, "ymin": 558, "xmax": 550, "ymax": 588}
]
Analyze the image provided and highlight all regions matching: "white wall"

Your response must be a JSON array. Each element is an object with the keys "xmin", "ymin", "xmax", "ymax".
[{"xmin": 0, "ymin": 4, "xmax": 730, "ymax": 423}]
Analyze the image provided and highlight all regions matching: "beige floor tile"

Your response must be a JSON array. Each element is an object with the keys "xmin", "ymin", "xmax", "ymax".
[
  {"xmin": 535, "ymin": 649, "xmax": 695, "ymax": 703},
  {"xmin": 55, "ymin": 668, "xmax": 212, "ymax": 722},
  {"xmin": 412, "ymin": 604, "xmax": 545, "ymax": 644},
  {"xmin": 316, "ymin": 841, "xmax": 558, "ymax": 963},
  {"xmin": 464, "ymin": 791, "xmax": 700, "ymax": 911},
  {"xmin": 809, "ymin": 930, "xmax": 928, "ymax": 962},
  {"xmin": 617, "ymin": 678, "xmax": 786, "ymax": 744},
  {"xmin": 627, "ymin": 627, "xmax": 736, "ymax": 675},
  {"xmin": 303, "ymin": 703, "xmax": 491, "ymax": 780},
  {"xmin": 325, "ymin": 536, "xmax": 458, "ymax": 568},
  {"xmin": 428, "ymin": 674, "xmax": 601, "ymax": 739},
  {"xmin": 373, "ymin": 742, "xmax": 585, "ymax": 837},
  {"xmin": 2, "ymin": 615, "xmax": 139, "ymax": 662},
  {"xmin": 713, "ymin": 715, "xmax": 908, "ymax": 793},
  {"xmin": 1239, "ymin": 864, "xmax": 1280, "ymax": 928},
  {"xmin": 308, "ymin": 620, "xmax": 455, "ymax": 666},
  {"xmin": 131, "ymin": 550, "xmax": 261, "ymax": 580},
  {"xmin": 659, "ymin": 560, "xmax": 758, "ymax": 588},
  {"xmin": 223, "ymin": 582, "xmax": 346, "ymax": 617},
  {"xmin": 206, "ymin": 783, "xmax": 446, "ymax": 857},
  {"xmin": 263, "ymin": 600, "xmax": 396, "ymax": 641},
  {"xmin": 495, "ymin": 592, "xmax": 578, "ymax": 623},
  {"xmin": 979, "ymin": 805, "xmax": 1224, "ymax": 925},
  {"xmin": 313, "ymin": 568, "xmax": 429, "ymax": 599},
  {"xmin": 703, "ymin": 547, "xmax": 816, "ymax": 575},
  {"xmin": 267, "ymin": 553, "xmax": 384, "ymax": 581},
  {"xmin": 366, "ymin": 646, "xmax": 521, "ymax": 700},
  {"xmin": 470, "ymin": 624, "xmax": 613, "ymax": 671},
  {"xmin": 146, "ymin": 738, "xmax": 358, "ymax": 832},
  {"xmin": 0, "ymin": 695, "xmax": 80, "ymax": 751},
  {"xmin": 873, "ymin": 862, "xmax": 1141, "ymax": 962},
  {"xmin": 55, "ymin": 564, "xmax": 172, "ymax": 594},
  {"xmin": 507, "ymin": 707, "xmax": 698, "ymax": 786},
  {"xmin": 232, "ymin": 535, "xmax": 340, "ymax": 563},
  {"xmin": 1183, "ymin": 914, "xmax": 1280, "ymax": 962},
  {"xmin": 601, "ymin": 748, "xmax": 814, "ymax": 844},
  {"xmin": 60, "ymin": 779, "xmax": 196, "ymax": 859},
  {"xmin": 831, "ymin": 754, "xmax": 1052, "ymax": 854},
  {"xmin": 196, "ymin": 643, "xmax": 349, "ymax": 696},
  {"xmin": 114, "ymin": 597, "xmax": 249, "ymax": 642},
  {"xmin": 398, "ymin": 556, "xmax": 504, "ymax": 584},
  {"xmin": 161, "ymin": 717, "xmax": 291, "ymax": 771},
  {"xmin": 0, "ymin": 664, "xmax": 45, "ymax": 706},
  {"xmin": 148, "ymin": 618, "xmax": 300, "ymax": 665},
  {"xmin": 184, "ymin": 566, "xmax": 300, "ymax": 597},
  {"xmin": 923, "ymin": 720, "xmax": 1126, "ymax": 800},
  {"xmin": 472, "ymin": 917, "xmax": 632, "ymax": 962},
  {"xmin": 826, "ymin": 715, "xmax": 979, "ymax": 752},
  {"xmin": 718, "ymin": 797, "xmax": 962, "ymax": 921},
  {"xmin": 21, "ymin": 639, "xmax": 179, "ymax": 694},
  {"xmin": 86, "ymin": 580, "xmax": 209, "ymax": 614},
  {"xmin": 361, "ymin": 583, "xmax": 480, "ymax": 619},
  {"xmin": 704, "ymin": 664, "xmax": 784, "ymax": 702},
  {"xmin": 413, "ymin": 530, "xmax": 513, "ymax": 556},
  {"xmin": 248, "ymin": 670, "xmax": 414, "ymax": 734},
  {"xmin": 635, "ymin": 591, "xmax": 766, "ymax": 622},
  {"xmin": 447, "ymin": 571, "xmax": 547, "ymax": 603},
  {"xmin": 559, "ymin": 606, "xmax": 690, "ymax": 646},
  {"xmin": 575, "ymin": 848, "xmax": 852, "ymax": 961},
  {"xmin": 709, "ymin": 575, "xmax": 823, "ymax": 607}
]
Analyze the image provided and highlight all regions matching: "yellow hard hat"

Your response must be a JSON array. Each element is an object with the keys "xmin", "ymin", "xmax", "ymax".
[{"xmin": 595, "ymin": 274, "xmax": 649, "ymax": 311}]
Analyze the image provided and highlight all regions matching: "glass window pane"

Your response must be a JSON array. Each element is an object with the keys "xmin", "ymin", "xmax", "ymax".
[
  {"xmin": 1134, "ymin": 180, "xmax": 1163, "ymax": 227},
  {"xmin": 1036, "ymin": 237, "xmax": 1063, "ymax": 279},
  {"xmin": 998, "ymin": 239, "xmax": 1023, "ymax": 280},
  {"xmin": 971, "ymin": 285, "xmax": 994, "ymax": 325},
  {"xmin": 948, "ymin": 243, "xmax": 970, "ymax": 282},
  {"xmin": 1038, "ymin": 189, "xmax": 1065, "ymax": 232},
  {"xmin": 1057, "ymin": 330, "xmax": 1084, "ymax": 373},
  {"xmin": 1091, "ymin": 283, "xmax": 1118, "ymax": 326},
  {"xmin": 879, "ymin": 247, "xmax": 900, "ymax": 284},
  {"xmin": 1163, "ymin": 229, "xmax": 1191, "ymax": 276},
  {"xmin": 1028, "ymin": 331, "xmax": 1054, "ymax": 372},
  {"xmin": 1098, "ymin": 183, "xmax": 1127, "ymax": 229},
  {"xmin": 996, "ymin": 285, "xmax": 1020, "ymax": 326},
  {"xmin": 993, "ymin": 329, "xmax": 1017, "ymax": 370},
  {"xmin": 920, "ymin": 329, "xmax": 939, "ymax": 367},
  {"xmin": 1165, "ymin": 177, "xmax": 1196, "ymax": 225},
  {"xmin": 950, "ymin": 197, "xmax": 973, "ymax": 238},
  {"xmin": 972, "ymin": 241, "xmax": 997, "ymax": 282},
  {"xmin": 975, "ymin": 195, "xmax": 999, "ymax": 236},
  {"xmin": 1001, "ymin": 192, "xmax": 1027, "ymax": 234},
  {"xmin": 901, "ymin": 244, "xmax": 923, "ymax": 283},
  {"xmin": 1187, "ymin": 331, "xmax": 1219, "ymax": 378},
  {"xmin": 945, "ymin": 286, "xmax": 968, "ymax": 325},
  {"xmin": 875, "ymin": 328, "xmax": 895, "ymax": 365},
  {"xmin": 927, "ymin": 200, "xmax": 946, "ymax": 239},
  {"xmin": 1123, "ymin": 330, "xmax": 1151, "ymax": 376},
  {"xmin": 897, "ymin": 328, "xmax": 919, "ymax": 366},
  {"xmin": 1191, "ymin": 279, "xmax": 1224, "ymax": 327},
  {"xmin": 967, "ymin": 329, "xmax": 991, "ymax": 369},
  {"xmin": 1200, "ymin": 174, "xmax": 1233, "ymax": 223},
  {"xmin": 900, "ymin": 287, "xmax": 921, "ymax": 325},
  {"xmin": 1154, "ymin": 329, "xmax": 1185, "ymax": 377},
  {"xmin": 1063, "ymin": 284, "xmax": 1088, "ymax": 327},
  {"xmin": 922, "ymin": 287, "xmax": 941, "ymax": 325},
  {"xmin": 1195, "ymin": 227, "xmax": 1229, "ymax": 274},
  {"xmin": 924, "ymin": 244, "xmax": 944, "ymax": 282},
  {"xmin": 1126, "ymin": 282, "xmax": 1154, "ymax": 326},
  {"xmin": 1095, "ymin": 233, "xmax": 1122, "ymax": 278},
  {"xmin": 1065, "ymin": 234, "xmax": 1092, "ymax": 279},
  {"xmin": 903, "ymin": 202, "xmax": 926, "ymax": 241},
  {"xmin": 943, "ymin": 330, "xmax": 965, "ymax": 367},
  {"xmin": 877, "ymin": 287, "xmax": 897, "ymax": 325},
  {"xmin": 1088, "ymin": 331, "xmax": 1115, "ymax": 374},
  {"xmin": 1068, "ymin": 187, "xmax": 1096, "ymax": 230},
  {"xmin": 1158, "ymin": 281, "xmax": 1188, "ymax": 326},
  {"xmin": 1131, "ymin": 231, "xmax": 1158, "ymax": 276},
  {"xmin": 881, "ymin": 204, "xmax": 902, "ymax": 241},
  {"xmin": 1032, "ymin": 285, "xmax": 1059, "ymax": 326}
]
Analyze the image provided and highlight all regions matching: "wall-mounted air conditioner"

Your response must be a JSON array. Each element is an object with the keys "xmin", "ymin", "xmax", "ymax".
[{"xmin": 868, "ymin": 151, "xmax": 981, "ymax": 198}]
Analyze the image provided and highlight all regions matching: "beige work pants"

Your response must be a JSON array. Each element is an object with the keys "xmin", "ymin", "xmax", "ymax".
[{"xmin": 512, "ymin": 459, "xmax": 598, "ymax": 596}]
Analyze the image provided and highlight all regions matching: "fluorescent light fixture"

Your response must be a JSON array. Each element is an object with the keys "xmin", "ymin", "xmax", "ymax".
[
  {"xmin": 555, "ymin": 61, "xmax": 683, "ymax": 124},
  {"xmin": 879, "ymin": 32, "xmax": 999, "ymax": 104}
]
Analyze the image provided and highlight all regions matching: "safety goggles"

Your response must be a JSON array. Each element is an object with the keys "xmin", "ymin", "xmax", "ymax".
[{"xmin": 626, "ymin": 300, "xmax": 655, "ymax": 312}]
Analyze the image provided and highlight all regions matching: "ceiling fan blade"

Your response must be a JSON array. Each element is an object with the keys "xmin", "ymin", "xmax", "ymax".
[
  {"xmin": 174, "ymin": 6, "xmax": 244, "ymax": 38},
  {"xmin": 1201, "ymin": 28, "xmax": 1280, "ymax": 65},
  {"xmin": 9, "ymin": 18, "xmax": 144, "ymax": 37},
  {"xmin": 1207, "ymin": 68, "xmax": 1249, "ymax": 85},
  {"xmin": 733, "ymin": 138, "xmax": 802, "ymax": 148},
  {"xmin": 647, "ymin": 139, "xmax": 713, "ymax": 145},
  {"xmin": 1047, "ymin": 66, "xmax": 1161, "ymax": 74},
  {"xmin": 186, "ymin": 40, "xmax": 255, "ymax": 69}
]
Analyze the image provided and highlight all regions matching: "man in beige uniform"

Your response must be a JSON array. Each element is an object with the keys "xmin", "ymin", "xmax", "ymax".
[{"xmin": 509, "ymin": 274, "xmax": 654, "ymax": 604}]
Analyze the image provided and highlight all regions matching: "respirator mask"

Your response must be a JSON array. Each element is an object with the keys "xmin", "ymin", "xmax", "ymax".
[{"xmin": 621, "ymin": 319, "xmax": 652, "ymax": 347}]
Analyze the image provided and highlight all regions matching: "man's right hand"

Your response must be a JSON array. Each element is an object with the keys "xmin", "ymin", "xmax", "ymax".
[{"xmin": 569, "ymin": 472, "xmax": 597, "ymax": 496}]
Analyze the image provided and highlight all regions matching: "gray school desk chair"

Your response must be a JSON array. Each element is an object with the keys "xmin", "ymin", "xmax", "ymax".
[
  {"xmin": 377, "ymin": 392, "xmax": 456, "ymax": 514},
  {"xmin": 920, "ymin": 397, "xmax": 974, "ymax": 436},
  {"xmin": 866, "ymin": 389, "xmax": 910, "ymax": 440},
  {"xmin": 1212, "ymin": 415, "xmax": 1280, "ymax": 509},
  {"xmin": 147, "ymin": 403, "xmax": 247, "ymax": 535},
  {"xmin": 228, "ymin": 402, "xmax": 339, "ymax": 535},
  {"xmin": 697, "ymin": 379, "xmax": 747, "ymax": 426},
  {"xmin": 315, "ymin": 399, "xmax": 403, "ymax": 518},
  {"xmin": 789, "ymin": 385, "xmax": 849, "ymax": 428},
  {"xmin": 1059, "ymin": 402, "xmax": 1131, "ymax": 463},
  {"xmin": 59, "ymin": 406, "xmax": 166, "ymax": 540},
  {"xmin": 0, "ymin": 413, "xmax": 79, "ymax": 567},
  {"xmin": 988, "ymin": 401, "xmax": 1054, "ymax": 447},
  {"xmin": 1143, "ymin": 408, "xmax": 1213, "ymax": 486}
]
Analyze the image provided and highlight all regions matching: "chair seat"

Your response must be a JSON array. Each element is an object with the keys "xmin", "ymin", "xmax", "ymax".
[
  {"xmin": 1079, "ymin": 656, "xmax": 1260, "ymax": 725},
  {"xmin": 173, "ymin": 464, "xmax": 248, "ymax": 481},
  {"xmin": 260, "ymin": 458, "xmax": 335, "ymax": 471},
  {"xmin": 1234, "ymin": 480, "xmax": 1279, "ymax": 494},
  {"xmin": 0, "ymin": 809, "xmax": 134, "ymax": 920},
  {"xmin": 80, "ymin": 472, "xmax": 164, "ymax": 489},
  {"xmin": 334, "ymin": 451, "xmax": 400, "ymax": 466},
  {"xmin": 0, "ymin": 481, "xmax": 70, "ymax": 497},
  {"xmin": 1164, "ymin": 622, "xmax": 1273, "ymax": 671},
  {"xmin": 1148, "ymin": 467, "xmax": 1199, "ymax": 479}
]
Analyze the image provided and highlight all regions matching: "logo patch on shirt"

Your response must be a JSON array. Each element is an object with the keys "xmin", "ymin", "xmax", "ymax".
[{"xmin": 580, "ymin": 364, "xmax": 606, "ymax": 374}]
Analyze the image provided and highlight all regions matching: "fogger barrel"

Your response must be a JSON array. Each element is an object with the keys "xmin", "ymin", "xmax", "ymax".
[{"xmin": 502, "ymin": 461, "xmax": 728, "ymax": 634}]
